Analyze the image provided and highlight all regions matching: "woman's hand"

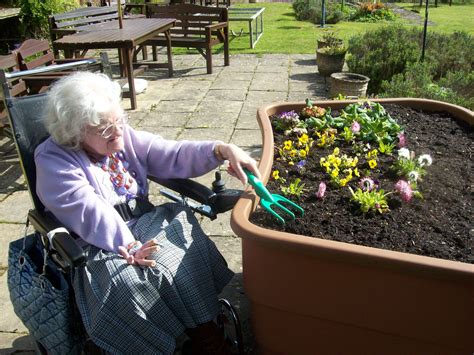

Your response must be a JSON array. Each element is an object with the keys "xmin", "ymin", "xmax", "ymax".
[
  {"xmin": 215, "ymin": 143, "xmax": 261, "ymax": 185},
  {"xmin": 118, "ymin": 239, "xmax": 160, "ymax": 267}
]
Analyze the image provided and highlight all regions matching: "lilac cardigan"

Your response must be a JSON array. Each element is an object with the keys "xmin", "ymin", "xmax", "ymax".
[{"xmin": 35, "ymin": 125, "xmax": 222, "ymax": 253}]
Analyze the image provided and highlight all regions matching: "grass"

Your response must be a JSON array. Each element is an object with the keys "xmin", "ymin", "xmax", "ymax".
[
  {"xmin": 219, "ymin": 2, "xmax": 474, "ymax": 54},
  {"xmin": 395, "ymin": 2, "xmax": 474, "ymax": 34}
]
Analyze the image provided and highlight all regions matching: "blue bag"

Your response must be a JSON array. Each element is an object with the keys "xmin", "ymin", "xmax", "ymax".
[{"xmin": 7, "ymin": 229, "xmax": 84, "ymax": 355}]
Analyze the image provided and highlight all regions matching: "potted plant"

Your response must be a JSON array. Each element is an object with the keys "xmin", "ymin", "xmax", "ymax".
[
  {"xmin": 316, "ymin": 32, "xmax": 347, "ymax": 77},
  {"xmin": 231, "ymin": 98, "xmax": 473, "ymax": 355}
]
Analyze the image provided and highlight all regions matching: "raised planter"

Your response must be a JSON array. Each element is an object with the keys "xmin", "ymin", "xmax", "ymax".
[
  {"xmin": 329, "ymin": 72, "xmax": 370, "ymax": 98},
  {"xmin": 230, "ymin": 99, "xmax": 474, "ymax": 355}
]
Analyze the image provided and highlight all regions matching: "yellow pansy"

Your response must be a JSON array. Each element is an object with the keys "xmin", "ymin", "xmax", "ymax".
[
  {"xmin": 284, "ymin": 140, "xmax": 292, "ymax": 150},
  {"xmin": 272, "ymin": 170, "xmax": 280, "ymax": 180},
  {"xmin": 368, "ymin": 159, "xmax": 377, "ymax": 169},
  {"xmin": 299, "ymin": 134, "xmax": 309, "ymax": 145},
  {"xmin": 299, "ymin": 149, "xmax": 307, "ymax": 158}
]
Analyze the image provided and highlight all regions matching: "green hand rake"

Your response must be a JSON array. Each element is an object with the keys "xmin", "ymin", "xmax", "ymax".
[{"xmin": 245, "ymin": 169, "xmax": 304, "ymax": 224}]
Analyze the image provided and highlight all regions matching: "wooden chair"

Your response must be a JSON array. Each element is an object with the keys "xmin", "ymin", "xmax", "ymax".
[
  {"xmin": 15, "ymin": 39, "xmax": 103, "ymax": 94},
  {"xmin": 145, "ymin": 3, "xmax": 229, "ymax": 74},
  {"xmin": 0, "ymin": 53, "xmax": 29, "ymax": 136}
]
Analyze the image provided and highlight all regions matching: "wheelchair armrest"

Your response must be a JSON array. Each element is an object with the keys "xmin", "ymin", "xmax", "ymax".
[
  {"xmin": 148, "ymin": 176, "xmax": 217, "ymax": 206},
  {"xmin": 28, "ymin": 209, "xmax": 86, "ymax": 268},
  {"xmin": 148, "ymin": 175, "xmax": 243, "ymax": 217}
]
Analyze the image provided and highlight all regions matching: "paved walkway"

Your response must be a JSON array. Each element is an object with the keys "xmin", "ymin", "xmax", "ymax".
[{"xmin": 0, "ymin": 53, "xmax": 327, "ymax": 354}]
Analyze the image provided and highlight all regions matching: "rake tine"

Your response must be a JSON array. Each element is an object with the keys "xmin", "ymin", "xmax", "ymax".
[
  {"xmin": 273, "ymin": 195, "xmax": 305, "ymax": 217},
  {"xmin": 260, "ymin": 200, "xmax": 286, "ymax": 224},
  {"xmin": 261, "ymin": 200, "xmax": 291, "ymax": 224}
]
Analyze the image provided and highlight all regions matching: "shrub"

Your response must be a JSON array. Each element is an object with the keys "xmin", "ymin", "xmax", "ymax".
[
  {"xmin": 381, "ymin": 63, "xmax": 474, "ymax": 110},
  {"xmin": 347, "ymin": 25, "xmax": 421, "ymax": 93},
  {"xmin": 16, "ymin": 0, "xmax": 79, "ymax": 38},
  {"xmin": 350, "ymin": 1, "xmax": 397, "ymax": 22},
  {"xmin": 293, "ymin": 0, "xmax": 351, "ymax": 24}
]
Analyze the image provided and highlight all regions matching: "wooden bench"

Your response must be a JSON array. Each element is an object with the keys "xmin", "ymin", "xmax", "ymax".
[
  {"xmin": 49, "ymin": 6, "xmax": 120, "ymax": 57},
  {"xmin": 145, "ymin": 3, "xmax": 229, "ymax": 74}
]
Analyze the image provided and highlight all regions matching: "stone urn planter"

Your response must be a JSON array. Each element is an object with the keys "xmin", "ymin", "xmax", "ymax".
[
  {"xmin": 316, "ymin": 49, "xmax": 346, "ymax": 77},
  {"xmin": 230, "ymin": 98, "xmax": 473, "ymax": 355},
  {"xmin": 329, "ymin": 72, "xmax": 370, "ymax": 98}
]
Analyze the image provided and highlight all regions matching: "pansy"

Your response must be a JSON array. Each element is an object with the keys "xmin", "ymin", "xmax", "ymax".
[
  {"xmin": 359, "ymin": 177, "xmax": 375, "ymax": 191},
  {"xmin": 368, "ymin": 159, "xmax": 377, "ymax": 169},
  {"xmin": 272, "ymin": 170, "xmax": 280, "ymax": 180},
  {"xmin": 408, "ymin": 171, "xmax": 419, "ymax": 182},
  {"xmin": 283, "ymin": 140, "xmax": 293, "ymax": 150},
  {"xmin": 417, "ymin": 154, "xmax": 432, "ymax": 167},
  {"xmin": 398, "ymin": 147, "xmax": 410, "ymax": 160}
]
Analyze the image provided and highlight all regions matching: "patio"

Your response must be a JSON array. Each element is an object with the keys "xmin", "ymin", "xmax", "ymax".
[{"xmin": 0, "ymin": 51, "xmax": 328, "ymax": 354}]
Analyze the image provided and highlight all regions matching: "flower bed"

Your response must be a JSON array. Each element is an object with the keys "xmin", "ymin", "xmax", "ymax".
[{"xmin": 249, "ymin": 100, "xmax": 472, "ymax": 263}]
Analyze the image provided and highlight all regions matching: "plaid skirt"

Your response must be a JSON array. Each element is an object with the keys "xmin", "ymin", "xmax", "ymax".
[{"xmin": 73, "ymin": 203, "xmax": 234, "ymax": 355}]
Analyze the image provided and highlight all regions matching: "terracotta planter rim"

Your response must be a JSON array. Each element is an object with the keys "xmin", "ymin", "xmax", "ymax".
[{"xmin": 231, "ymin": 98, "xmax": 474, "ymax": 276}]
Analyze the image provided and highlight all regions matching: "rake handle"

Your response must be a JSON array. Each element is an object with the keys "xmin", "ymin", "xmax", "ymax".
[{"xmin": 244, "ymin": 169, "xmax": 275, "ymax": 202}]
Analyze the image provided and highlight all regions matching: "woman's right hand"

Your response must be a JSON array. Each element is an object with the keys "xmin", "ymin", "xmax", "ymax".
[{"xmin": 118, "ymin": 239, "xmax": 160, "ymax": 267}]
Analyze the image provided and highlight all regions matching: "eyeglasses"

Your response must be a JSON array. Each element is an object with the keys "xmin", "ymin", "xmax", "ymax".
[{"xmin": 94, "ymin": 114, "xmax": 128, "ymax": 139}]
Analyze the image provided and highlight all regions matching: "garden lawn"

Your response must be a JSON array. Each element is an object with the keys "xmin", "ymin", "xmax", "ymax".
[
  {"xmin": 395, "ymin": 2, "xmax": 474, "ymax": 35},
  {"xmin": 192, "ymin": 2, "xmax": 474, "ymax": 55}
]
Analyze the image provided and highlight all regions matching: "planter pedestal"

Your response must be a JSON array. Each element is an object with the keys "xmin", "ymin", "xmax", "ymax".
[
  {"xmin": 316, "ymin": 50, "xmax": 345, "ymax": 77},
  {"xmin": 231, "ymin": 99, "xmax": 474, "ymax": 355},
  {"xmin": 329, "ymin": 72, "xmax": 370, "ymax": 98}
]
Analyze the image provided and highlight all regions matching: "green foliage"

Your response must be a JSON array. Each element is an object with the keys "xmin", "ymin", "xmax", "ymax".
[
  {"xmin": 347, "ymin": 24, "xmax": 474, "ymax": 106},
  {"xmin": 16, "ymin": 0, "xmax": 79, "ymax": 38},
  {"xmin": 293, "ymin": 0, "xmax": 352, "ymax": 25},
  {"xmin": 348, "ymin": 186, "xmax": 389, "ymax": 214},
  {"xmin": 350, "ymin": 1, "xmax": 397, "ymax": 22},
  {"xmin": 380, "ymin": 62, "xmax": 474, "ymax": 110},
  {"xmin": 281, "ymin": 178, "xmax": 306, "ymax": 197},
  {"xmin": 346, "ymin": 25, "xmax": 421, "ymax": 93}
]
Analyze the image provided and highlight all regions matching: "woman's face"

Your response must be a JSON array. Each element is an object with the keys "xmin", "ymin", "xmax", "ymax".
[{"xmin": 82, "ymin": 112, "xmax": 126, "ymax": 158}]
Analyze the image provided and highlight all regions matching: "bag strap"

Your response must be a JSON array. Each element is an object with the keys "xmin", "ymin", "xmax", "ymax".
[{"xmin": 20, "ymin": 218, "xmax": 48, "ymax": 276}]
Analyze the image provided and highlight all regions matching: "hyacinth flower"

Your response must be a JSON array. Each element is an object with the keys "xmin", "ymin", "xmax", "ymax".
[
  {"xmin": 397, "ymin": 133, "xmax": 406, "ymax": 148},
  {"xmin": 394, "ymin": 180, "xmax": 413, "ymax": 202},
  {"xmin": 316, "ymin": 181, "xmax": 326, "ymax": 199},
  {"xmin": 351, "ymin": 121, "xmax": 361, "ymax": 133}
]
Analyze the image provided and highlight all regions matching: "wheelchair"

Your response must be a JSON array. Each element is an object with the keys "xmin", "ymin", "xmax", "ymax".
[{"xmin": 1, "ymin": 62, "xmax": 245, "ymax": 355}]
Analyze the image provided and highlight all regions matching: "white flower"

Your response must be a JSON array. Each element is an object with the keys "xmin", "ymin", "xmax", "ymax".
[
  {"xmin": 417, "ymin": 154, "xmax": 433, "ymax": 167},
  {"xmin": 398, "ymin": 148, "xmax": 411, "ymax": 160},
  {"xmin": 408, "ymin": 171, "xmax": 419, "ymax": 182}
]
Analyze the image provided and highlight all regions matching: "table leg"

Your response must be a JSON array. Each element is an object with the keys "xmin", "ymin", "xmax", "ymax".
[
  {"xmin": 122, "ymin": 47, "xmax": 137, "ymax": 110},
  {"xmin": 165, "ymin": 29, "xmax": 173, "ymax": 77},
  {"xmin": 249, "ymin": 19, "xmax": 254, "ymax": 49}
]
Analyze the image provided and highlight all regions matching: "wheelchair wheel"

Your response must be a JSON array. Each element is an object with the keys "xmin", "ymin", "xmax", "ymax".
[{"xmin": 217, "ymin": 298, "xmax": 244, "ymax": 355}]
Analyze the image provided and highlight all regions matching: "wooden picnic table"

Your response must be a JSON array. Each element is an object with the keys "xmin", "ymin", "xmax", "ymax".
[{"xmin": 53, "ymin": 18, "xmax": 175, "ymax": 110}]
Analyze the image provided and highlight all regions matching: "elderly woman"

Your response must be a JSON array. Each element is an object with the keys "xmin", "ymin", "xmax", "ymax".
[{"xmin": 34, "ymin": 71, "xmax": 260, "ymax": 355}]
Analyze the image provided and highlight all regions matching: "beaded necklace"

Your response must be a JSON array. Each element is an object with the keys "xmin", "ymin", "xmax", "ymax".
[{"xmin": 95, "ymin": 151, "xmax": 137, "ymax": 201}]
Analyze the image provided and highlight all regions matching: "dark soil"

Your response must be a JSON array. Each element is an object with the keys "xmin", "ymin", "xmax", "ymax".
[{"xmin": 249, "ymin": 104, "xmax": 473, "ymax": 264}]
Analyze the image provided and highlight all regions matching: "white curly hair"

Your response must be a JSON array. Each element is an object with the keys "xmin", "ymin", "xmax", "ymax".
[{"xmin": 44, "ymin": 71, "xmax": 122, "ymax": 149}]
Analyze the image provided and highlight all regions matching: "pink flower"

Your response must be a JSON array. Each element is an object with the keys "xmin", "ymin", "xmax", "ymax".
[
  {"xmin": 351, "ymin": 121, "xmax": 360, "ymax": 133},
  {"xmin": 397, "ymin": 133, "xmax": 406, "ymax": 148},
  {"xmin": 316, "ymin": 182, "xmax": 326, "ymax": 199},
  {"xmin": 394, "ymin": 180, "xmax": 413, "ymax": 202}
]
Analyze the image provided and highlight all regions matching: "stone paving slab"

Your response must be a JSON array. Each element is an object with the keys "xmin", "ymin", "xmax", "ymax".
[{"xmin": 0, "ymin": 53, "xmax": 327, "ymax": 354}]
